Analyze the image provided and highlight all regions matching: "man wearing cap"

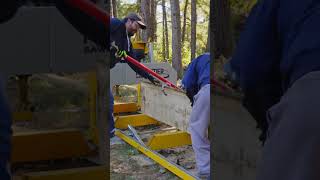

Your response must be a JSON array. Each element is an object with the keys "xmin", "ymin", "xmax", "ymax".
[{"xmin": 109, "ymin": 13, "xmax": 156, "ymax": 138}]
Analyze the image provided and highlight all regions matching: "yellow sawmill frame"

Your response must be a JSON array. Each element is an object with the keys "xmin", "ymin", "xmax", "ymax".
[
  {"xmin": 21, "ymin": 166, "xmax": 107, "ymax": 180},
  {"xmin": 115, "ymin": 130, "xmax": 198, "ymax": 180}
]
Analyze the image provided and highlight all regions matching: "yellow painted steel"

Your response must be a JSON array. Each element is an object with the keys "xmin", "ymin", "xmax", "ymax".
[
  {"xmin": 147, "ymin": 131, "xmax": 192, "ymax": 150},
  {"xmin": 115, "ymin": 130, "xmax": 198, "ymax": 180},
  {"xmin": 132, "ymin": 41, "xmax": 148, "ymax": 53},
  {"xmin": 115, "ymin": 114, "xmax": 159, "ymax": 129},
  {"xmin": 22, "ymin": 166, "xmax": 107, "ymax": 180},
  {"xmin": 13, "ymin": 111, "xmax": 33, "ymax": 122},
  {"xmin": 11, "ymin": 129, "xmax": 91, "ymax": 163},
  {"xmin": 88, "ymin": 71, "xmax": 99, "ymax": 145},
  {"xmin": 113, "ymin": 102, "xmax": 139, "ymax": 113}
]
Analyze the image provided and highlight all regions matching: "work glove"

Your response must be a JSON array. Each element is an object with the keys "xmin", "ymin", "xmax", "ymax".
[{"xmin": 151, "ymin": 79, "xmax": 161, "ymax": 86}]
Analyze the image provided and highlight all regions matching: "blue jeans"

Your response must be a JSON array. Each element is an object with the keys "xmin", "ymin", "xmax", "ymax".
[{"xmin": 0, "ymin": 158, "xmax": 10, "ymax": 180}]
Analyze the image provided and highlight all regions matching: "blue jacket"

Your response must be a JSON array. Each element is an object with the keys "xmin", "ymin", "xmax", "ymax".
[
  {"xmin": 231, "ymin": 0, "xmax": 320, "ymax": 92},
  {"xmin": 230, "ymin": 0, "xmax": 320, "ymax": 143},
  {"xmin": 110, "ymin": 18, "xmax": 154, "ymax": 83},
  {"xmin": 0, "ymin": 76, "xmax": 11, "ymax": 157},
  {"xmin": 182, "ymin": 53, "xmax": 210, "ymax": 104}
]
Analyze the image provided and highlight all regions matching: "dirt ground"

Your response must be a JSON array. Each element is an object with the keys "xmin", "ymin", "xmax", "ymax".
[{"xmin": 110, "ymin": 125, "xmax": 198, "ymax": 180}]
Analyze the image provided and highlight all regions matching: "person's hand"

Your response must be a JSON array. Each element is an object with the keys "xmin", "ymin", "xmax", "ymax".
[
  {"xmin": 177, "ymin": 79, "xmax": 184, "ymax": 89},
  {"xmin": 152, "ymin": 79, "xmax": 161, "ymax": 86}
]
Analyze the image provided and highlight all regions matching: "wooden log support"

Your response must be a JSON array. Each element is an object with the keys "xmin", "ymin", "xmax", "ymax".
[
  {"xmin": 115, "ymin": 114, "xmax": 159, "ymax": 129},
  {"xmin": 147, "ymin": 131, "xmax": 191, "ymax": 150}
]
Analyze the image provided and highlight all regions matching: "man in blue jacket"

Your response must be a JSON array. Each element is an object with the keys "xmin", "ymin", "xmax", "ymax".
[
  {"xmin": 109, "ymin": 13, "xmax": 156, "ymax": 137},
  {"xmin": 182, "ymin": 53, "xmax": 210, "ymax": 179},
  {"xmin": 230, "ymin": 0, "xmax": 320, "ymax": 179}
]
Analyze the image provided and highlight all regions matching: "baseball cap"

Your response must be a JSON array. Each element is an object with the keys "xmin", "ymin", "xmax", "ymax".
[{"xmin": 126, "ymin": 13, "xmax": 146, "ymax": 29}]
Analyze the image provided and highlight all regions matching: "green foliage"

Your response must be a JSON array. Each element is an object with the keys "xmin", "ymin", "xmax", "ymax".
[
  {"xmin": 116, "ymin": 1, "xmax": 139, "ymax": 18},
  {"xmin": 230, "ymin": 0, "xmax": 257, "ymax": 16},
  {"xmin": 119, "ymin": 0, "xmax": 209, "ymax": 69}
]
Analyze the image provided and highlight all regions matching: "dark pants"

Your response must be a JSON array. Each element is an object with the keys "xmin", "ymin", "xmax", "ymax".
[
  {"xmin": 0, "ymin": 77, "xmax": 11, "ymax": 180},
  {"xmin": 109, "ymin": 89, "xmax": 114, "ymax": 135},
  {"xmin": 257, "ymin": 71, "xmax": 320, "ymax": 180},
  {"xmin": 0, "ymin": 157, "xmax": 10, "ymax": 180}
]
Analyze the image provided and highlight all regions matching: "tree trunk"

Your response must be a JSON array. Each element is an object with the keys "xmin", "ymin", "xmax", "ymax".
[
  {"xmin": 181, "ymin": 0, "xmax": 189, "ymax": 45},
  {"xmin": 213, "ymin": 0, "xmax": 233, "ymax": 58},
  {"xmin": 110, "ymin": 0, "xmax": 113, "ymax": 17},
  {"xmin": 206, "ymin": 20, "xmax": 210, "ymax": 52},
  {"xmin": 162, "ymin": 9, "xmax": 166, "ymax": 61},
  {"xmin": 162, "ymin": 0, "xmax": 169, "ymax": 60},
  {"xmin": 190, "ymin": 0, "xmax": 197, "ymax": 60},
  {"xmin": 150, "ymin": 0, "xmax": 157, "ymax": 41},
  {"xmin": 210, "ymin": 0, "xmax": 215, "ymax": 55},
  {"xmin": 170, "ymin": 0, "xmax": 182, "ymax": 78},
  {"xmin": 140, "ymin": 0, "xmax": 151, "ymax": 42},
  {"xmin": 111, "ymin": 0, "xmax": 117, "ymax": 18}
]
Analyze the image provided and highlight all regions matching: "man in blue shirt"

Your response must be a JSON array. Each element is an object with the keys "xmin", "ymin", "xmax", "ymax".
[
  {"xmin": 109, "ymin": 13, "xmax": 156, "ymax": 137},
  {"xmin": 182, "ymin": 53, "xmax": 210, "ymax": 178},
  {"xmin": 230, "ymin": 0, "xmax": 320, "ymax": 179}
]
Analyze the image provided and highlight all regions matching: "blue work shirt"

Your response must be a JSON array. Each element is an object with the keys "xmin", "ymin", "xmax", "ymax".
[
  {"xmin": 182, "ymin": 53, "xmax": 211, "ymax": 99},
  {"xmin": 230, "ymin": 0, "xmax": 320, "ymax": 92}
]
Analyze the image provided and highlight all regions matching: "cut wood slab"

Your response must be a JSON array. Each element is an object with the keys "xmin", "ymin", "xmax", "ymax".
[{"xmin": 140, "ymin": 82, "xmax": 192, "ymax": 131}]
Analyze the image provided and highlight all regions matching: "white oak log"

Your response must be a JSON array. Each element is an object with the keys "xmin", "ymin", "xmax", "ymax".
[{"xmin": 140, "ymin": 82, "xmax": 192, "ymax": 131}]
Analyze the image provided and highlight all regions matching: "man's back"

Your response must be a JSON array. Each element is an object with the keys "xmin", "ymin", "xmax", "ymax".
[{"xmin": 231, "ymin": 0, "xmax": 320, "ymax": 91}]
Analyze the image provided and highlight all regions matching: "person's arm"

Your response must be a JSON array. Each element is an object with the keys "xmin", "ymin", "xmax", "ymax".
[
  {"xmin": 182, "ymin": 61, "xmax": 198, "ymax": 105},
  {"xmin": 123, "ymin": 38, "xmax": 155, "ymax": 83},
  {"xmin": 230, "ymin": 0, "xmax": 282, "ymax": 143},
  {"xmin": 230, "ymin": 0, "xmax": 282, "ymax": 90}
]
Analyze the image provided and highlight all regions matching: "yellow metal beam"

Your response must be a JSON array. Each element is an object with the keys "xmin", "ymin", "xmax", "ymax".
[
  {"xmin": 22, "ymin": 166, "xmax": 107, "ymax": 180},
  {"xmin": 115, "ymin": 114, "xmax": 159, "ymax": 129},
  {"xmin": 12, "ymin": 129, "xmax": 91, "ymax": 163},
  {"xmin": 113, "ymin": 102, "xmax": 139, "ymax": 113},
  {"xmin": 147, "ymin": 131, "xmax": 192, "ymax": 150},
  {"xmin": 13, "ymin": 111, "xmax": 33, "ymax": 122},
  {"xmin": 115, "ymin": 130, "xmax": 198, "ymax": 180}
]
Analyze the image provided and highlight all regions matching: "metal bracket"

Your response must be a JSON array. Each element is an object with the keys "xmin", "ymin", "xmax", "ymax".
[
  {"xmin": 127, "ymin": 125, "xmax": 146, "ymax": 146},
  {"xmin": 161, "ymin": 84, "xmax": 168, "ymax": 96},
  {"xmin": 115, "ymin": 130, "xmax": 199, "ymax": 180}
]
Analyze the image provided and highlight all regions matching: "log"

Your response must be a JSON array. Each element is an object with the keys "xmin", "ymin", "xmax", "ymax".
[
  {"xmin": 140, "ymin": 82, "xmax": 191, "ymax": 131},
  {"xmin": 213, "ymin": 93, "xmax": 261, "ymax": 180}
]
